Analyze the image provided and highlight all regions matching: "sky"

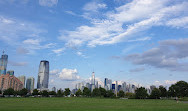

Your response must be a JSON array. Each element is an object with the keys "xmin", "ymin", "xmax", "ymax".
[{"xmin": 0, "ymin": 0, "xmax": 188, "ymax": 90}]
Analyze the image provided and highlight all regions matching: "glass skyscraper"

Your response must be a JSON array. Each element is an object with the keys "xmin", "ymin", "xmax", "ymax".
[
  {"xmin": 0, "ymin": 52, "xmax": 8, "ymax": 75},
  {"xmin": 37, "ymin": 60, "xmax": 49, "ymax": 89},
  {"xmin": 26, "ymin": 77, "xmax": 35, "ymax": 92}
]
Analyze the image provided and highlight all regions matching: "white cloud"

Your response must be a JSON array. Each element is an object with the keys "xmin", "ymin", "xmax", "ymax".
[
  {"xmin": 83, "ymin": 2, "xmax": 107, "ymax": 12},
  {"xmin": 58, "ymin": 0, "xmax": 188, "ymax": 49},
  {"xmin": 52, "ymin": 47, "xmax": 65, "ymax": 54},
  {"xmin": 58, "ymin": 68, "xmax": 80, "ymax": 81},
  {"xmin": 50, "ymin": 69, "xmax": 60, "ymax": 75},
  {"xmin": 23, "ymin": 39, "xmax": 40, "ymax": 45},
  {"xmin": 39, "ymin": 0, "xmax": 58, "ymax": 7},
  {"xmin": 166, "ymin": 16, "xmax": 188, "ymax": 28}
]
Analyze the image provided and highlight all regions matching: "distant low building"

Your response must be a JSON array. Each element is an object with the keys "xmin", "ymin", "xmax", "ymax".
[{"xmin": 0, "ymin": 74, "xmax": 23, "ymax": 91}]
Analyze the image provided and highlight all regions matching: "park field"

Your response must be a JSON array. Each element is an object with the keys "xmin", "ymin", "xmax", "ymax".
[{"xmin": 0, "ymin": 97, "xmax": 188, "ymax": 111}]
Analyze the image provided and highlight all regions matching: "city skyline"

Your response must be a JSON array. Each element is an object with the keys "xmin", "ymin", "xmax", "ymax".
[{"xmin": 0, "ymin": 0, "xmax": 188, "ymax": 90}]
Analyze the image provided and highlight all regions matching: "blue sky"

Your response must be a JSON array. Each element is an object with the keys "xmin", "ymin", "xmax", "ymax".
[{"xmin": 0, "ymin": 0, "xmax": 188, "ymax": 89}]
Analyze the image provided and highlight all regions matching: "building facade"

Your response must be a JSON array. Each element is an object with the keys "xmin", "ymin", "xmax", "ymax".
[
  {"xmin": 0, "ymin": 74, "xmax": 23, "ymax": 91},
  {"xmin": 18, "ymin": 76, "xmax": 26, "ymax": 88},
  {"xmin": 26, "ymin": 77, "xmax": 35, "ymax": 92},
  {"xmin": 0, "ymin": 52, "xmax": 8, "ymax": 75},
  {"xmin": 37, "ymin": 60, "xmax": 49, "ymax": 89},
  {"xmin": 7, "ymin": 70, "xmax": 14, "ymax": 76}
]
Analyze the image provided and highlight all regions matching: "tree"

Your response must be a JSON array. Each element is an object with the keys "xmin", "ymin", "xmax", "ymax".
[
  {"xmin": 41, "ymin": 90, "xmax": 49, "ymax": 97},
  {"xmin": 83, "ymin": 87, "xmax": 91, "ymax": 97},
  {"xmin": 0, "ymin": 90, "xmax": 2, "ymax": 94},
  {"xmin": 118, "ymin": 90, "xmax": 125, "ymax": 98},
  {"xmin": 125, "ymin": 92, "xmax": 135, "ymax": 98},
  {"xmin": 32, "ymin": 89, "xmax": 39, "ymax": 95},
  {"xmin": 150, "ymin": 88, "xmax": 161, "ymax": 99},
  {"xmin": 19, "ymin": 88, "xmax": 28, "ymax": 96},
  {"xmin": 57, "ymin": 89, "xmax": 63, "ymax": 97},
  {"xmin": 92, "ymin": 88, "xmax": 100, "ymax": 97},
  {"xmin": 49, "ymin": 91, "xmax": 56, "ymax": 96},
  {"xmin": 3, "ymin": 88, "xmax": 14, "ymax": 95},
  {"xmin": 99, "ymin": 87, "xmax": 106, "ymax": 97},
  {"xmin": 64, "ymin": 88, "xmax": 70, "ymax": 96},
  {"xmin": 106, "ymin": 90, "xmax": 114, "ymax": 98},
  {"xmin": 159, "ymin": 85, "xmax": 167, "ymax": 97},
  {"xmin": 75, "ymin": 89, "xmax": 82, "ymax": 97},
  {"xmin": 135, "ymin": 87, "xmax": 148, "ymax": 99},
  {"xmin": 168, "ymin": 81, "xmax": 188, "ymax": 97}
]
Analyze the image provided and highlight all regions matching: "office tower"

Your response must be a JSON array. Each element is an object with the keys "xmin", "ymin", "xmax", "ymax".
[
  {"xmin": 7, "ymin": 70, "xmax": 14, "ymax": 76},
  {"xmin": 96, "ymin": 81, "xmax": 98, "ymax": 88},
  {"xmin": 122, "ymin": 82, "xmax": 127, "ymax": 92},
  {"xmin": 37, "ymin": 60, "xmax": 49, "ymax": 89},
  {"xmin": 118, "ymin": 85, "xmax": 122, "ymax": 91},
  {"xmin": 115, "ymin": 81, "xmax": 118, "ymax": 97},
  {"xmin": 26, "ymin": 77, "xmax": 35, "ymax": 92},
  {"xmin": 104, "ymin": 78, "xmax": 108, "ymax": 87},
  {"xmin": 18, "ymin": 76, "xmax": 26, "ymax": 88},
  {"xmin": 0, "ymin": 74, "xmax": 23, "ymax": 91},
  {"xmin": 91, "ymin": 72, "xmax": 95, "ymax": 91},
  {"xmin": 52, "ymin": 87, "xmax": 56, "ymax": 92},
  {"xmin": 112, "ymin": 84, "xmax": 115, "ymax": 90},
  {"xmin": 0, "ymin": 51, "xmax": 8, "ymax": 75},
  {"xmin": 86, "ymin": 83, "xmax": 90, "ymax": 89},
  {"xmin": 108, "ymin": 79, "xmax": 112, "ymax": 90}
]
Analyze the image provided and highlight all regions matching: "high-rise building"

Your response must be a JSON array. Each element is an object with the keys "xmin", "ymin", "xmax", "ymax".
[
  {"xmin": 91, "ymin": 72, "xmax": 95, "ymax": 91},
  {"xmin": 0, "ymin": 51, "xmax": 8, "ymax": 75},
  {"xmin": 18, "ymin": 76, "xmax": 26, "ymax": 88},
  {"xmin": 26, "ymin": 77, "xmax": 35, "ymax": 92},
  {"xmin": 52, "ymin": 87, "xmax": 56, "ymax": 92},
  {"xmin": 104, "ymin": 78, "xmax": 108, "ymax": 87},
  {"xmin": 104, "ymin": 78, "xmax": 112, "ymax": 90},
  {"xmin": 37, "ymin": 60, "xmax": 49, "ymax": 89},
  {"xmin": 96, "ymin": 81, "xmax": 98, "ymax": 88},
  {"xmin": 122, "ymin": 82, "xmax": 127, "ymax": 92},
  {"xmin": 115, "ymin": 81, "xmax": 118, "ymax": 97},
  {"xmin": 7, "ymin": 70, "xmax": 14, "ymax": 76}
]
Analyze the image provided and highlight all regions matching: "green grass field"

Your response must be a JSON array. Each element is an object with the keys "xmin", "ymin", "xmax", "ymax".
[{"xmin": 0, "ymin": 97, "xmax": 187, "ymax": 111}]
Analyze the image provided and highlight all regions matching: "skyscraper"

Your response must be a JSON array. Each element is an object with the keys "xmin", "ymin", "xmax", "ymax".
[
  {"xmin": 0, "ymin": 51, "xmax": 8, "ymax": 75},
  {"xmin": 7, "ymin": 70, "xmax": 14, "ymax": 76},
  {"xmin": 26, "ymin": 77, "xmax": 35, "ymax": 92},
  {"xmin": 18, "ymin": 76, "xmax": 26, "ymax": 88},
  {"xmin": 37, "ymin": 60, "xmax": 49, "ymax": 89},
  {"xmin": 91, "ymin": 72, "xmax": 95, "ymax": 91}
]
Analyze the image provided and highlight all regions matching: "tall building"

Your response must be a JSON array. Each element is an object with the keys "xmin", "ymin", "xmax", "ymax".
[
  {"xmin": 0, "ymin": 51, "xmax": 8, "ymax": 75},
  {"xmin": 37, "ymin": 60, "xmax": 49, "ymax": 89},
  {"xmin": 18, "ymin": 76, "xmax": 26, "ymax": 88},
  {"xmin": 122, "ymin": 82, "xmax": 127, "ymax": 92},
  {"xmin": 115, "ymin": 81, "xmax": 118, "ymax": 97},
  {"xmin": 7, "ymin": 70, "xmax": 14, "ymax": 76},
  {"xmin": 26, "ymin": 77, "xmax": 35, "ymax": 92},
  {"xmin": 91, "ymin": 72, "xmax": 95, "ymax": 91},
  {"xmin": 104, "ymin": 78, "xmax": 112, "ymax": 90},
  {"xmin": 96, "ymin": 81, "xmax": 98, "ymax": 88},
  {"xmin": 0, "ymin": 74, "xmax": 23, "ymax": 91},
  {"xmin": 52, "ymin": 87, "xmax": 56, "ymax": 92}
]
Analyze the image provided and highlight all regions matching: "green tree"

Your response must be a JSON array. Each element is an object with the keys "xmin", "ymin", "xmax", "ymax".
[
  {"xmin": 41, "ymin": 90, "xmax": 49, "ymax": 97},
  {"xmin": 150, "ymin": 88, "xmax": 161, "ymax": 99},
  {"xmin": 32, "ymin": 89, "xmax": 39, "ymax": 95},
  {"xmin": 159, "ymin": 85, "xmax": 167, "ymax": 97},
  {"xmin": 92, "ymin": 88, "xmax": 100, "ymax": 97},
  {"xmin": 19, "ymin": 88, "xmax": 28, "ymax": 96},
  {"xmin": 135, "ymin": 87, "xmax": 148, "ymax": 99},
  {"xmin": 75, "ymin": 89, "xmax": 82, "ymax": 97},
  {"xmin": 83, "ymin": 87, "xmax": 91, "ymax": 97},
  {"xmin": 125, "ymin": 92, "xmax": 135, "ymax": 98},
  {"xmin": 64, "ymin": 88, "xmax": 70, "ymax": 96},
  {"xmin": 0, "ymin": 90, "xmax": 2, "ymax": 94},
  {"xmin": 99, "ymin": 87, "xmax": 106, "ymax": 97},
  {"xmin": 118, "ymin": 90, "xmax": 125, "ymax": 98},
  {"xmin": 3, "ymin": 88, "xmax": 14, "ymax": 95},
  {"xmin": 168, "ymin": 81, "xmax": 188, "ymax": 97},
  {"xmin": 49, "ymin": 91, "xmax": 56, "ymax": 96},
  {"xmin": 106, "ymin": 90, "xmax": 114, "ymax": 98}
]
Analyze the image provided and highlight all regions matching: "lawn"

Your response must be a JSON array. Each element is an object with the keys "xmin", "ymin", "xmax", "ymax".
[{"xmin": 0, "ymin": 97, "xmax": 187, "ymax": 111}]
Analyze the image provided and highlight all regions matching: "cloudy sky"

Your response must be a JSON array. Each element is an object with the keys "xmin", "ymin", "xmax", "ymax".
[{"xmin": 0, "ymin": 0, "xmax": 188, "ymax": 89}]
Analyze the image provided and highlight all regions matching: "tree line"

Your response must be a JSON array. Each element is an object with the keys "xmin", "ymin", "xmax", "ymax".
[{"xmin": 0, "ymin": 81, "xmax": 187, "ymax": 99}]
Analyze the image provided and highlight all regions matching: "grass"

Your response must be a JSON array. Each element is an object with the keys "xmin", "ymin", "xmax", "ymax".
[{"xmin": 0, "ymin": 97, "xmax": 188, "ymax": 111}]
